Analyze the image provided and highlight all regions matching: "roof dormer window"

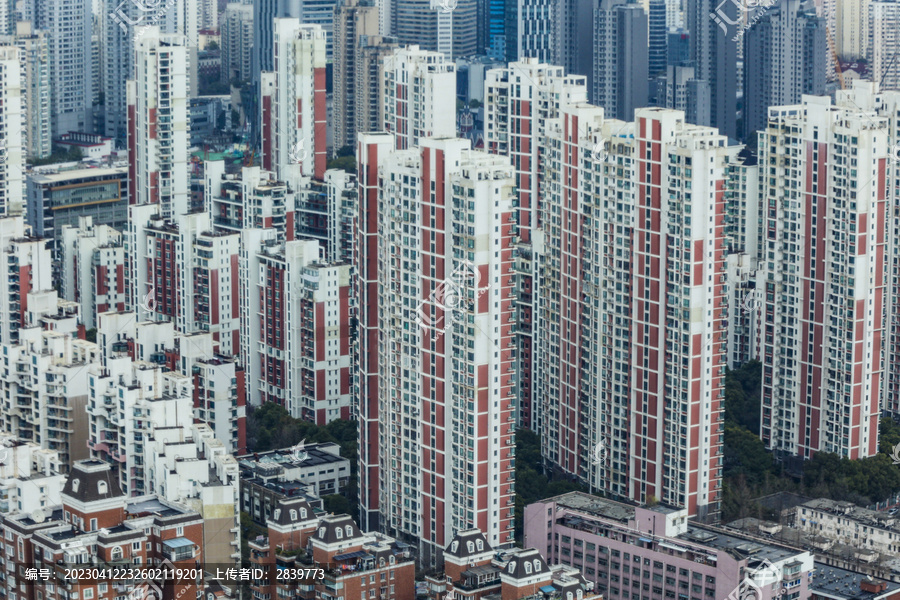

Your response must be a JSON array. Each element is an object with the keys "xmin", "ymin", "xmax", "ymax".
[
  {"xmin": 345, "ymin": 525, "xmax": 353, "ymax": 537},
  {"xmin": 98, "ymin": 481, "xmax": 108, "ymax": 495},
  {"xmin": 72, "ymin": 479, "xmax": 80, "ymax": 492}
]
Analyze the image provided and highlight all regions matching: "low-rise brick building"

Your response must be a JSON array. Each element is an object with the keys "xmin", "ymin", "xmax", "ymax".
[
  {"xmin": 248, "ymin": 498, "xmax": 415, "ymax": 600},
  {"xmin": 0, "ymin": 459, "xmax": 205, "ymax": 600}
]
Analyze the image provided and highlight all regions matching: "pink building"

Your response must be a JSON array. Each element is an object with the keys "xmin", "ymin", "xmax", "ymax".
[{"xmin": 524, "ymin": 493, "xmax": 813, "ymax": 600}]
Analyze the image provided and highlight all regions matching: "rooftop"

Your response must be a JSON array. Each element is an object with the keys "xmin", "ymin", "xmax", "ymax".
[{"xmin": 811, "ymin": 564, "xmax": 900, "ymax": 600}]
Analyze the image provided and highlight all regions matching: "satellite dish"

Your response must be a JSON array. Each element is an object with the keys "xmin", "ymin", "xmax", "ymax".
[{"xmin": 31, "ymin": 509, "xmax": 46, "ymax": 523}]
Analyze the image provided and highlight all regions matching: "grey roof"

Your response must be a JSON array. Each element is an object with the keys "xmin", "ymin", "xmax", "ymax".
[
  {"xmin": 62, "ymin": 460, "xmax": 125, "ymax": 503},
  {"xmin": 313, "ymin": 514, "xmax": 362, "ymax": 544},
  {"xmin": 270, "ymin": 498, "xmax": 315, "ymax": 527},
  {"xmin": 811, "ymin": 564, "xmax": 900, "ymax": 600},
  {"xmin": 502, "ymin": 548, "xmax": 550, "ymax": 580},
  {"xmin": 445, "ymin": 529, "xmax": 492, "ymax": 559}
]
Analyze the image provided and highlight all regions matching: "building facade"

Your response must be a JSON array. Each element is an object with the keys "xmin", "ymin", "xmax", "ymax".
[
  {"xmin": 333, "ymin": 0, "xmax": 379, "ymax": 152},
  {"xmin": 759, "ymin": 83, "xmax": 888, "ymax": 459},
  {"xmin": 524, "ymin": 492, "xmax": 814, "ymax": 600},
  {"xmin": 355, "ymin": 135, "xmax": 517, "ymax": 565},
  {"xmin": 26, "ymin": 167, "xmax": 129, "ymax": 252},
  {"xmin": 127, "ymin": 27, "xmax": 190, "ymax": 218},
  {"xmin": 260, "ymin": 19, "xmax": 327, "ymax": 187},
  {"xmin": 380, "ymin": 46, "xmax": 456, "ymax": 150}
]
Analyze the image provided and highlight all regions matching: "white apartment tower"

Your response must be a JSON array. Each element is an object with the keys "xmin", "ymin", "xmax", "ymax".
[
  {"xmin": 356, "ymin": 135, "xmax": 517, "ymax": 566},
  {"xmin": 0, "ymin": 216, "xmax": 51, "ymax": 345},
  {"xmin": 129, "ymin": 206, "xmax": 242, "ymax": 356},
  {"xmin": 260, "ymin": 19, "xmax": 328, "ymax": 187},
  {"xmin": 380, "ymin": 46, "xmax": 457, "ymax": 150},
  {"xmin": 60, "ymin": 216, "xmax": 127, "ymax": 330},
  {"xmin": 127, "ymin": 27, "xmax": 190, "ymax": 218},
  {"xmin": 32, "ymin": 0, "xmax": 92, "ymax": 136},
  {"xmin": 536, "ymin": 105, "xmax": 733, "ymax": 521},
  {"xmin": 0, "ymin": 46, "xmax": 25, "ymax": 217},
  {"xmin": 836, "ymin": 0, "xmax": 869, "ymax": 60},
  {"xmin": 222, "ymin": 3, "xmax": 254, "ymax": 83},
  {"xmin": 759, "ymin": 81, "xmax": 889, "ymax": 459},
  {"xmin": 483, "ymin": 59, "xmax": 588, "ymax": 429},
  {"xmin": 241, "ymin": 235, "xmax": 353, "ymax": 421},
  {"xmin": 1, "ymin": 23, "xmax": 51, "ymax": 159},
  {"xmin": 869, "ymin": 1, "xmax": 900, "ymax": 91},
  {"xmin": 104, "ymin": 0, "xmax": 200, "ymax": 143}
]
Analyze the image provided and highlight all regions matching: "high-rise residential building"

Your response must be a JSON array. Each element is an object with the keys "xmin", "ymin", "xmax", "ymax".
[
  {"xmin": 0, "ymin": 45, "xmax": 25, "ymax": 218},
  {"xmin": 0, "ymin": 215, "xmax": 52, "ymax": 345},
  {"xmin": 381, "ymin": 46, "xmax": 456, "ymax": 150},
  {"xmin": 333, "ymin": 0, "xmax": 379, "ymax": 152},
  {"xmin": 26, "ymin": 166, "xmax": 129, "ymax": 253},
  {"xmin": 0, "ymin": 217, "xmax": 100, "ymax": 467},
  {"xmin": 129, "ymin": 207, "xmax": 242, "ymax": 356},
  {"xmin": 222, "ymin": 2, "xmax": 254, "ymax": 83},
  {"xmin": 687, "ymin": 0, "xmax": 738, "ymax": 139},
  {"xmin": 658, "ymin": 64, "xmax": 695, "ymax": 112},
  {"xmin": 545, "ymin": 105, "xmax": 732, "ymax": 521},
  {"xmin": 260, "ymin": 19, "xmax": 327, "ymax": 187},
  {"xmin": 86, "ymin": 343, "xmax": 241, "ymax": 564},
  {"xmin": 0, "ymin": 459, "xmax": 205, "ymax": 600},
  {"xmin": 869, "ymin": 0, "xmax": 900, "ymax": 91},
  {"xmin": 836, "ymin": 0, "xmax": 869, "ymax": 59},
  {"xmin": 127, "ymin": 27, "xmax": 190, "ymax": 218},
  {"xmin": 207, "ymin": 163, "xmax": 296, "ymax": 242},
  {"xmin": 356, "ymin": 35, "xmax": 399, "ymax": 136},
  {"xmin": 60, "ymin": 216, "xmax": 127, "ymax": 330},
  {"xmin": 33, "ymin": 0, "xmax": 92, "ymax": 136},
  {"xmin": 1, "ymin": 22, "xmax": 52, "ymax": 159},
  {"xmin": 516, "ymin": 0, "xmax": 556, "ymax": 63},
  {"xmin": 592, "ymin": 0, "xmax": 649, "ymax": 120},
  {"xmin": 484, "ymin": 59, "xmax": 588, "ymax": 428},
  {"xmin": 743, "ymin": 0, "xmax": 826, "ymax": 140},
  {"xmin": 103, "ymin": 0, "xmax": 200, "ymax": 144},
  {"xmin": 355, "ymin": 135, "xmax": 518, "ymax": 565},
  {"xmin": 391, "ymin": 0, "xmax": 477, "ymax": 58},
  {"xmin": 92, "ymin": 315, "xmax": 248, "ymax": 458},
  {"xmin": 0, "ymin": 436, "xmax": 65, "ymax": 514},
  {"xmin": 759, "ymin": 82, "xmax": 890, "ymax": 460},
  {"xmin": 241, "ymin": 235, "xmax": 353, "ymax": 422}
]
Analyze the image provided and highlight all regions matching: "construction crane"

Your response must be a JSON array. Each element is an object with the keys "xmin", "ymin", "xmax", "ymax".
[{"xmin": 825, "ymin": 23, "xmax": 845, "ymax": 90}]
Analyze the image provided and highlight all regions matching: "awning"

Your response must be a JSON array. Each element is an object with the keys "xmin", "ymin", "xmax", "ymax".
[
  {"xmin": 639, "ymin": 538, "xmax": 653, "ymax": 543},
  {"xmin": 163, "ymin": 538, "xmax": 194, "ymax": 549},
  {"xmin": 658, "ymin": 542, "xmax": 687, "ymax": 553},
  {"xmin": 334, "ymin": 550, "xmax": 371, "ymax": 561},
  {"xmin": 540, "ymin": 586, "xmax": 556, "ymax": 594}
]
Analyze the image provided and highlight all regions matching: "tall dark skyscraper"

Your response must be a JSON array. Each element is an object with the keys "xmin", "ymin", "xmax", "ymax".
[
  {"xmin": 648, "ymin": 0, "xmax": 667, "ymax": 77},
  {"xmin": 687, "ymin": 0, "xmax": 738, "ymax": 139}
]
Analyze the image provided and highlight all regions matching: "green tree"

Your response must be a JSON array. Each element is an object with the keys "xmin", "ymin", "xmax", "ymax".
[
  {"xmin": 323, "ymin": 494, "xmax": 353, "ymax": 515},
  {"xmin": 327, "ymin": 155, "xmax": 356, "ymax": 174}
]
